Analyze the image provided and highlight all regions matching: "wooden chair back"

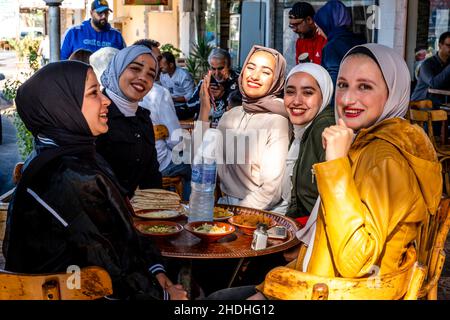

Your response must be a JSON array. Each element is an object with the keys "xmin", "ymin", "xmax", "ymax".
[
  {"xmin": 409, "ymin": 108, "xmax": 448, "ymax": 150},
  {"xmin": 153, "ymin": 124, "xmax": 184, "ymax": 198},
  {"xmin": 0, "ymin": 266, "xmax": 113, "ymax": 300},
  {"xmin": 417, "ymin": 197, "xmax": 450, "ymax": 299},
  {"xmin": 179, "ymin": 119, "xmax": 195, "ymax": 134},
  {"xmin": 262, "ymin": 246, "xmax": 426, "ymax": 300},
  {"xmin": 12, "ymin": 162, "xmax": 24, "ymax": 185},
  {"xmin": 153, "ymin": 124, "xmax": 169, "ymax": 141}
]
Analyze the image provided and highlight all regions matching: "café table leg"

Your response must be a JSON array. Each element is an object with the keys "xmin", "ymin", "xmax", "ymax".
[
  {"xmin": 227, "ymin": 258, "xmax": 245, "ymax": 288},
  {"xmin": 178, "ymin": 260, "xmax": 193, "ymax": 299}
]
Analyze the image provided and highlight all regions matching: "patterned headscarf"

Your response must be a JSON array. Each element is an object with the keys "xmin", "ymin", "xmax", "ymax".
[{"xmin": 239, "ymin": 45, "xmax": 288, "ymax": 118}]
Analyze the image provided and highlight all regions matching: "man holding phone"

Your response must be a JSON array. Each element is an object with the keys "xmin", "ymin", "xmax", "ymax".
[{"xmin": 187, "ymin": 48, "xmax": 240, "ymax": 122}]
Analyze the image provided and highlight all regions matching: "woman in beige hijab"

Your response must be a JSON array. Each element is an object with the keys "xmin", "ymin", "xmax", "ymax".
[
  {"xmin": 197, "ymin": 45, "xmax": 290, "ymax": 211},
  {"xmin": 254, "ymin": 43, "xmax": 443, "ymax": 299}
]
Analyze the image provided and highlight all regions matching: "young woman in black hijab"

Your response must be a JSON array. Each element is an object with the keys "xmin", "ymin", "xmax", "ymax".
[{"xmin": 3, "ymin": 61, "xmax": 187, "ymax": 300}]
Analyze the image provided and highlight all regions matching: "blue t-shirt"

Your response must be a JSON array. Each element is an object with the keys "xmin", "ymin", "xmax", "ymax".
[{"xmin": 60, "ymin": 19, "xmax": 126, "ymax": 60}]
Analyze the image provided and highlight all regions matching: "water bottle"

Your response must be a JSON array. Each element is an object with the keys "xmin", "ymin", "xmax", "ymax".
[{"xmin": 188, "ymin": 130, "xmax": 219, "ymax": 222}]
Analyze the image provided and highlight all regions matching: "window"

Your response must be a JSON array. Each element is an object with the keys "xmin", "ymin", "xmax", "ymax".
[{"xmin": 428, "ymin": 0, "xmax": 450, "ymax": 52}]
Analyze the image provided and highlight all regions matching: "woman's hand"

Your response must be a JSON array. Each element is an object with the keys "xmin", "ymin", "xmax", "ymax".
[
  {"xmin": 166, "ymin": 284, "xmax": 189, "ymax": 300},
  {"xmin": 199, "ymin": 72, "xmax": 213, "ymax": 122},
  {"xmin": 322, "ymin": 118, "xmax": 354, "ymax": 161},
  {"xmin": 155, "ymin": 273, "xmax": 188, "ymax": 300}
]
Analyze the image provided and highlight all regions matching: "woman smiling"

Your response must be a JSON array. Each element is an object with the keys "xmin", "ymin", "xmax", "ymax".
[
  {"xmin": 272, "ymin": 63, "xmax": 334, "ymax": 222},
  {"xmin": 96, "ymin": 45, "xmax": 162, "ymax": 197},
  {"xmin": 198, "ymin": 45, "xmax": 290, "ymax": 211}
]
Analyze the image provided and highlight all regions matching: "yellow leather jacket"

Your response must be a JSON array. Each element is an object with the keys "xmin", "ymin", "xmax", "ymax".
[{"xmin": 262, "ymin": 118, "xmax": 442, "ymax": 286}]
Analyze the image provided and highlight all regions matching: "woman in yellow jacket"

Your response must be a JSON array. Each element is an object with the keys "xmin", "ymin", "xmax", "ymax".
[
  {"xmin": 207, "ymin": 43, "xmax": 442, "ymax": 300},
  {"xmin": 256, "ymin": 43, "xmax": 443, "ymax": 299}
]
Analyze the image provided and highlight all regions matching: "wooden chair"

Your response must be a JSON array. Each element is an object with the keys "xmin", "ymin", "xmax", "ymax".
[
  {"xmin": 417, "ymin": 197, "xmax": 450, "ymax": 299},
  {"xmin": 12, "ymin": 162, "xmax": 24, "ymax": 185},
  {"xmin": 153, "ymin": 124, "xmax": 184, "ymax": 198},
  {"xmin": 179, "ymin": 119, "xmax": 195, "ymax": 134},
  {"xmin": 261, "ymin": 246, "xmax": 426, "ymax": 300},
  {"xmin": 409, "ymin": 108, "xmax": 450, "ymax": 194},
  {"xmin": 0, "ymin": 266, "xmax": 113, "ymax": 300}
]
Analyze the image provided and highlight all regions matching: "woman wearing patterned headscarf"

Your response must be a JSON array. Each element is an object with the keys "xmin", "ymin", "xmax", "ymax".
[
  {"xmin": 4, "ymin": 61, "xmax": 186, "ymax": 300},
  {"xmin": 96, "ymin": 45, "xmax": 162, "ymax": 197},
  {"xmin": 197, "ymin": 45, "xmax": 290, "ymax": 211},
  {"xmin": 254, "ymin": 44, "xmax": 442, "ymax": 299}
]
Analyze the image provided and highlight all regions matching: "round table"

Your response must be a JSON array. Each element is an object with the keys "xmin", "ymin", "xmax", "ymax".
[
  {"xmin": 152, "ymin": 204, "xmax": 301, "ymax": 259},
  {"xmin": 135, "ymin": 204, "xmax": 301, "ymax": 298}
]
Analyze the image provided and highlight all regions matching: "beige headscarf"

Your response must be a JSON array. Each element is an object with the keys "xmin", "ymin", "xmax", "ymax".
[
  {"xmin": 298, "ymin": 43, "xmax": 411, "ymax": 272},
  {"xmin": 239, "ymin": 45, "xmax": 288, "ymax": 118},
  {"xmin": 334, "ymin": 43, "xmax": 411, "ymax": 124}
]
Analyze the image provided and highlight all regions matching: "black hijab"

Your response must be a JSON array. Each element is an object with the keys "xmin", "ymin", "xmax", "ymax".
[
  {"xmin": 14, "ymin": 61, "xmax": 124, "ymax": 195},
  {"xmin": 15, "ymin": 60, "xmax": 94, "ymax": 147}
]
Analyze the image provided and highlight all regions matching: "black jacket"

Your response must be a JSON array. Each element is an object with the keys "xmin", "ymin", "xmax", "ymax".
[
  {"xmin": 3, "ymin": 153, "xmax": 166, "ymax": 300},
  {"xmin": 96, "ymin": 95, "xmax": 162, "ymax": 197}
]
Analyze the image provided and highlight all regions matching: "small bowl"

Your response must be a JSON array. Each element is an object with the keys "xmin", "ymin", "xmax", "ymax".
[
  {"xmin": 228, "ymin": 214, "xmax": 277, "ymax": 236},
  {"xmin": 184, "ymin": 221, "xmax": 235, "ymax": 243},
  {"xmin": 134, "ymin": 220, "xmax": 183, "ymax": 237}
]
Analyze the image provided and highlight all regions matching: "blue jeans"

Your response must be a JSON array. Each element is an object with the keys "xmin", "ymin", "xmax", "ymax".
[
  {"xmin": 205, "ymin": 285, "xmax": 258, "ymax": 300},
  {"xmin": 161, "ymin": 161, "xmax": 191, "ymax": 201}
]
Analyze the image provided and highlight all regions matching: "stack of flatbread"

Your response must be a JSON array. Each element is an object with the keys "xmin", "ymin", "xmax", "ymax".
[{"xmin": 131, "ymin": 189, "xmax": 182, "ymax": 219}]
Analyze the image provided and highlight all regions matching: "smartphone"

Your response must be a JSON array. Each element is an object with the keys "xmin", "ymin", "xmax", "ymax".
[
  {"xmin": 267, "ymin": 226, "xmax": 288, "ymax": 240},
  {"xmin": 209, "ymin": 77, "xmax": 219, "ymax": 89}
]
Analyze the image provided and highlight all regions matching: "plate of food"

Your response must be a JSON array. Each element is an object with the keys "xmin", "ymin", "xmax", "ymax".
[
  {"xmin": 131, "ymin": 189, "xmax": 181, "ymax": 213},
  {"xmin": 228, "ymin": 214, "xmax": 277, "ymax": 235},
  {"xmin": 213, "ymin": 207, "xmax": 234, "ymax": 221},
  {"xmin": 134, "ymin": 220, "xmax": 183, "ymax": 237},
  {"xmin": 184, "ymin": 221, "xmax": 235, "ymax": 243}
]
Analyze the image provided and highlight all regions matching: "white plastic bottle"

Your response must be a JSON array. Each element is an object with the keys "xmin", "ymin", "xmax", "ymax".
[{"xmin": 188, "ymin": 130, "xmax": 219, "ymax": 222}]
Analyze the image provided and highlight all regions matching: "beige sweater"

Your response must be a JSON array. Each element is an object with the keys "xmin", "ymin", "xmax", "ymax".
[{"xmin": 194, "ymin": 106, "xmax": 290, "ymax": 210}]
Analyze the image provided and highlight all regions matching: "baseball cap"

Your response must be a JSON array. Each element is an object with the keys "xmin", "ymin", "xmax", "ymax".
[
  {"xmin": 289, "ymin": 2, "xmax": 315, "ymax": 20},
  {"xmin": 91, "ymin": 0, "xmax": 112, "ymax": 13}
]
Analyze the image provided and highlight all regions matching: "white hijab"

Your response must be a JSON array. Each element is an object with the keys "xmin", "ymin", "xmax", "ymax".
[
  {"xmin": 282, "ymin": 63, "xmax": 334, "ymax": 203},
  {"xmin": 298, "ymin": 44, "xmax": 411, "ymax": 272}
]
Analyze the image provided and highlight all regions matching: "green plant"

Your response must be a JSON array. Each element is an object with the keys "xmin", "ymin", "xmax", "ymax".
[
  {"xmin": 2, "ymin": 37, "xmax": 40, "ymax": 160},
  {"xmin": 186, "ymin": 36, "xmax": 214, "ymax": 83},
  {"xmin": 185, "ymin": 56, "xmax": 201, "ymax": 83},
  {"xmin": 13, "ymin": 114, "xmax": 34, "ymax": 160},
  {"xmin": 161, "ymin": 43, "xmax": 182, "ymax": 59},
  {"xmin": 8, "ymin": 36, "xmax": 41, "ymax": 66}
]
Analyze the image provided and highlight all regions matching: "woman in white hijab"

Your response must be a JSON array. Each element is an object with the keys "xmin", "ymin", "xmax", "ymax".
[{"xmin": 272, "ymin": 63, "xmax": 334, "ymax": 220}]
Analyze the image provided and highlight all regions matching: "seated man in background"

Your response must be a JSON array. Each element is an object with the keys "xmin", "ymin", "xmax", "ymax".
[
  {"xmin": 159, "ymin": 51, "xmax": 195, "ymax": 120},
  {"xmin": 411, "ymin": 31, "xmax": 450, "ymax": 106},
  {"xmin": 187, "ymin": 48, "xmax": 240, "ymax": 123},
  {"xmin": 134, "ymin": 38, "xmax": 192, "ymax": 201}
]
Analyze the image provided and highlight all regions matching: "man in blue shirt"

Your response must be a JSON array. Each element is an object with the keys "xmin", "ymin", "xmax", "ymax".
[
  {"xmin": 412, "ymin": 31, "xmax": 450, "ymax": 106},
  {"xmin": 60, "ymin": 0, "xmax": 125, "ymax": 60}
]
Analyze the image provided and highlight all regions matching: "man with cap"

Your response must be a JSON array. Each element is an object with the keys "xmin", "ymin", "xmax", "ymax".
[
  {"xmin": 61, "ymin": 0, "xmax": 126, "ymax": 60},
  {"xmin": 289, "ymin": 2, "xmax": 327, "ymax": 65}
]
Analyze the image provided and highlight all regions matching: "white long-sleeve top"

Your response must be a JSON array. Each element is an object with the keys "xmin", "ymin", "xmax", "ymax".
[
  {"xmin": 194, "ymin": 106, "xmax": 289, "ymax": 210},
  {"xmin": 140, "ymin": 83, "xmax": 181, "ymax": 171}
]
